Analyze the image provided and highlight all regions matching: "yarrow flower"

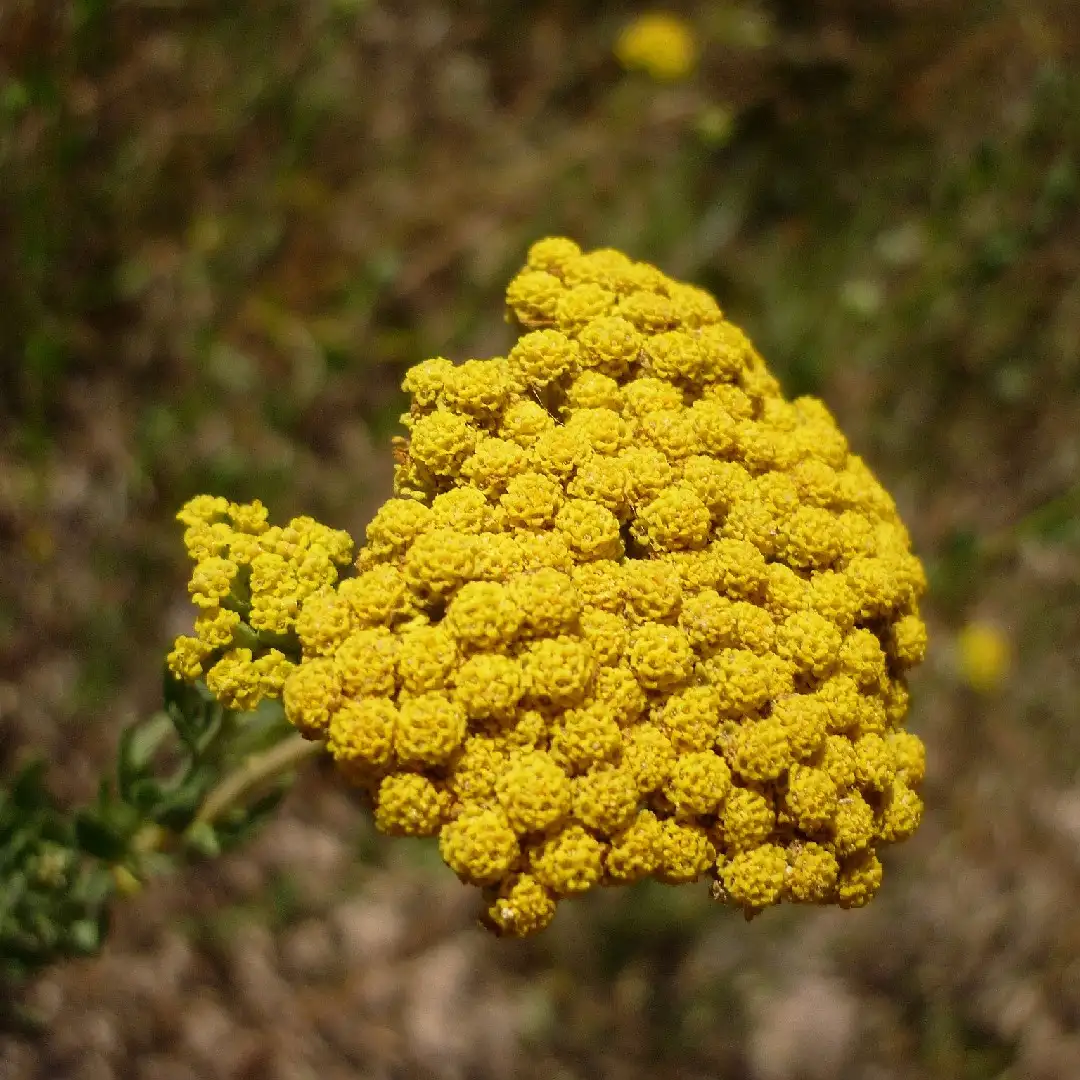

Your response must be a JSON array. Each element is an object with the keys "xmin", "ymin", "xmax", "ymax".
[
  {"xmin": 615, "ymin": 12, "xmax": 699, "ymax": 83},
  {"xmin": 170, "ymin": 238, "xmax": 929, "ymax": 936}
]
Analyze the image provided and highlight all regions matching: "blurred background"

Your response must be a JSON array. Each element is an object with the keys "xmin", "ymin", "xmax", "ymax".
[{"xmin": 2, "ymin": 1, "xmax": 1079, "ymax": 1077}]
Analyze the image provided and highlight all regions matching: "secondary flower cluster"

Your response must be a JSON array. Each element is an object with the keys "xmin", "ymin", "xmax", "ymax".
[
  {"xmin": 170, "ymin": 238, "xmax": 928, "ymax": 936},
  {"xmin": 167, "ymin": 498, "xmax": 353, "ymax": 710}
]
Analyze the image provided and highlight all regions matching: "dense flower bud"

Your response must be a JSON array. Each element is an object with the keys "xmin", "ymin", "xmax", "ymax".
[
  {"xmin": 606, "ymin": 809, "xmax": 665, "ymax": 882},
  {"xmin": 483, "ymin": 872, "xmax": 558, "ymax": 936},
  {"xmin": 335, "ymin": 629, "xmax": 399, "ymax": 698},
  {"xmin": 444, "ymin": 581, "xmax": 524, "ymax": 650},
  {"xmin": 718, "ymin": 844, "xmax": 787, "ymax": 909},
  {"xmin": 721, "ymin": 785, "xmax": 775, "ymax": 852},
  {"xmin": 664, "ymin": 750, "xmax": 731, "ymax": 817},
  {"xmin": 655, "ymin": 820, "xmax": 715, "ymax": 883},
  {"xmin": 549, "ymin": 703, "xmax": 623, "ymax": 774},
  {"xmin": 508, "ymin": 329, "xmax": 580, "ymax": 388},
  {"xmin": 329, "ymin": 698, "xmax": 397, "ymax": 770},
  {"xmin": 501, "ymin": 471, "xmax": 564, "ymax": 529},
  {"xmin": 283, "ymin": 658, "xmax": 341, "ymax": 737},
  {"xmin": 785, "ymin": 842, "xmax": 840, "ymax": 903},
  {"xmin": 440, "ymin": 808, "xmax": 519, "ymax": 885},
  {"xmin": 530, "ymin": 825, "xmax": 606, "ymax": 895},
  {"xmin": 554, "ymin": 498, "xmax": 623, "ymax": 561},
  {"xmin": 374, "ymin": 773, "xmax": 444, "ymax": 836},
  {"xmin": 521, "ymin": 636, "xmax": 596, "ymax": 706},
  {"xmin": 572, "ymin": 764, "xmax": 639, "ymax": 835},
  {"xmin": 396, "ymin": 692, "xmax": 468, "ymax": 765},
  {"xmin": 496, "ymin": 751, "xmax": 572, "ymax": 834},
  {"xmin": 628, "ymin": 622, "xmax": 695, "ymax": 691},
  {"xmin": 454, "ymin": 653, "xmax": 525, "ymax": 720},
  {"xmin": 409, "ymin": 410, "xmax": 478, "ymax": 474},
  {"xmin": 622, "ymin": 722, "xmax": 676, "ymax": 793}
]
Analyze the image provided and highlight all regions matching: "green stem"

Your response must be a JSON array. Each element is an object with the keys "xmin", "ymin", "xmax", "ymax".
[{"xmin": 186, "ymin": 733, "xmax": 325, "ymax": 833}]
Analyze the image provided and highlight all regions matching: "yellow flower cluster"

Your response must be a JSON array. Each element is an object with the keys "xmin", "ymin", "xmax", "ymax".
[
  {"xmin": 170, "ymin": 239, "xmax": 928, "ymax": 936},
  {"xmin": 615, "ymin": 12, "xmax": 699, "ymax": 83},
  {"xmin": 167, "ymin": 496, "xmax": 353, "ymax": 712}
]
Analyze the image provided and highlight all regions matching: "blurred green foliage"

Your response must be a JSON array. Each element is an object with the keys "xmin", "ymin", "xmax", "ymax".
[
  {"xmin": 1, "ymin": 671, "xmax": 303, "ymax": 994},
  {"xmin": 1, "ymin": 762, "xmax": 111, "ymax": 986}
]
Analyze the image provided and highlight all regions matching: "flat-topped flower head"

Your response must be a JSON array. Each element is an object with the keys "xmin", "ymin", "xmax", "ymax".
[{"xmin": 170, "ymin": 240, "xmax": 928, "ymax": 935}]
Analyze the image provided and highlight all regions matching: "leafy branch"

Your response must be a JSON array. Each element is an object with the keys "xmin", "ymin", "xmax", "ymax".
[{"xmin": 0, "ymin": 671, "xmax": 320, "ymax": 995}]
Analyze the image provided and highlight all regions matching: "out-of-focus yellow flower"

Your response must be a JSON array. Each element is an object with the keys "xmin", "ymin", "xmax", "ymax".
[
  {"xmin": 957, "ymin": 620, "xmax": 1010, "ymax": 693},
  {"xmin": 615, "ymin": 12, "xmax": 699, "ymax": 82},
  {"xmin": 170, "ymin": 238, "xmax": 930, "ymax": 936}
]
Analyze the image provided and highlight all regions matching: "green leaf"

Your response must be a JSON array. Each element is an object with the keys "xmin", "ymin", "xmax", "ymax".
[
  {"xmin": 0, "ymin": 872, "xmax": 29, "ymax": 923},
  {"xmin": 146, "ymin": 773, "xmax": 212, "ymax": 831},
  {"xmin": 75, "ymin": 865, "xmax": 117, "ymax": 909},
  {"xmin": 183, "ymin": 822, "xmax": 221, "ymax": 858},
  {"xmin": 66, "ymin": 919, "xmax": 103, "ymax": 955},
  {"xmin": 117, "ymin": 713, "xmax": 174, "ymax": 801},
  {"xmin": 213, "ymin": 787, "xmax": 287, "ymax": 851},
  {"xmin": 163, "ymin": 671, "xmax": 223, "ymax": 753},
  {"xmin": 9, "ymin": 760, "xmax": 52, "ymax": 814},
  {"xmin": 0, "ymin": 826, "xmax": 40, "ymax": 871},
  {"xmin": 220, "ymin": 702, "xmax": 291, "ymax": 760},
  {"xmin": 123, "ymin": 778, "xmax": 167, "ymax": 815},
  {"xmin": 73, "ymin": 802, "xmax": 137, "ymax": 863}
]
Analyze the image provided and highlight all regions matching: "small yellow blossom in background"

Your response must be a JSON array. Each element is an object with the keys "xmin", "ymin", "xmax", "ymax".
[
  {"xmin": 615, "ymin": 12, "xmax": 699, "ymax": 82},
  {"xmin": 956, "ymin": 620, "xmax": 1010, "ymax": 693},
  {"xmin": 170, "ymin": 239, "xmax": 929, "ymax": 936}
]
